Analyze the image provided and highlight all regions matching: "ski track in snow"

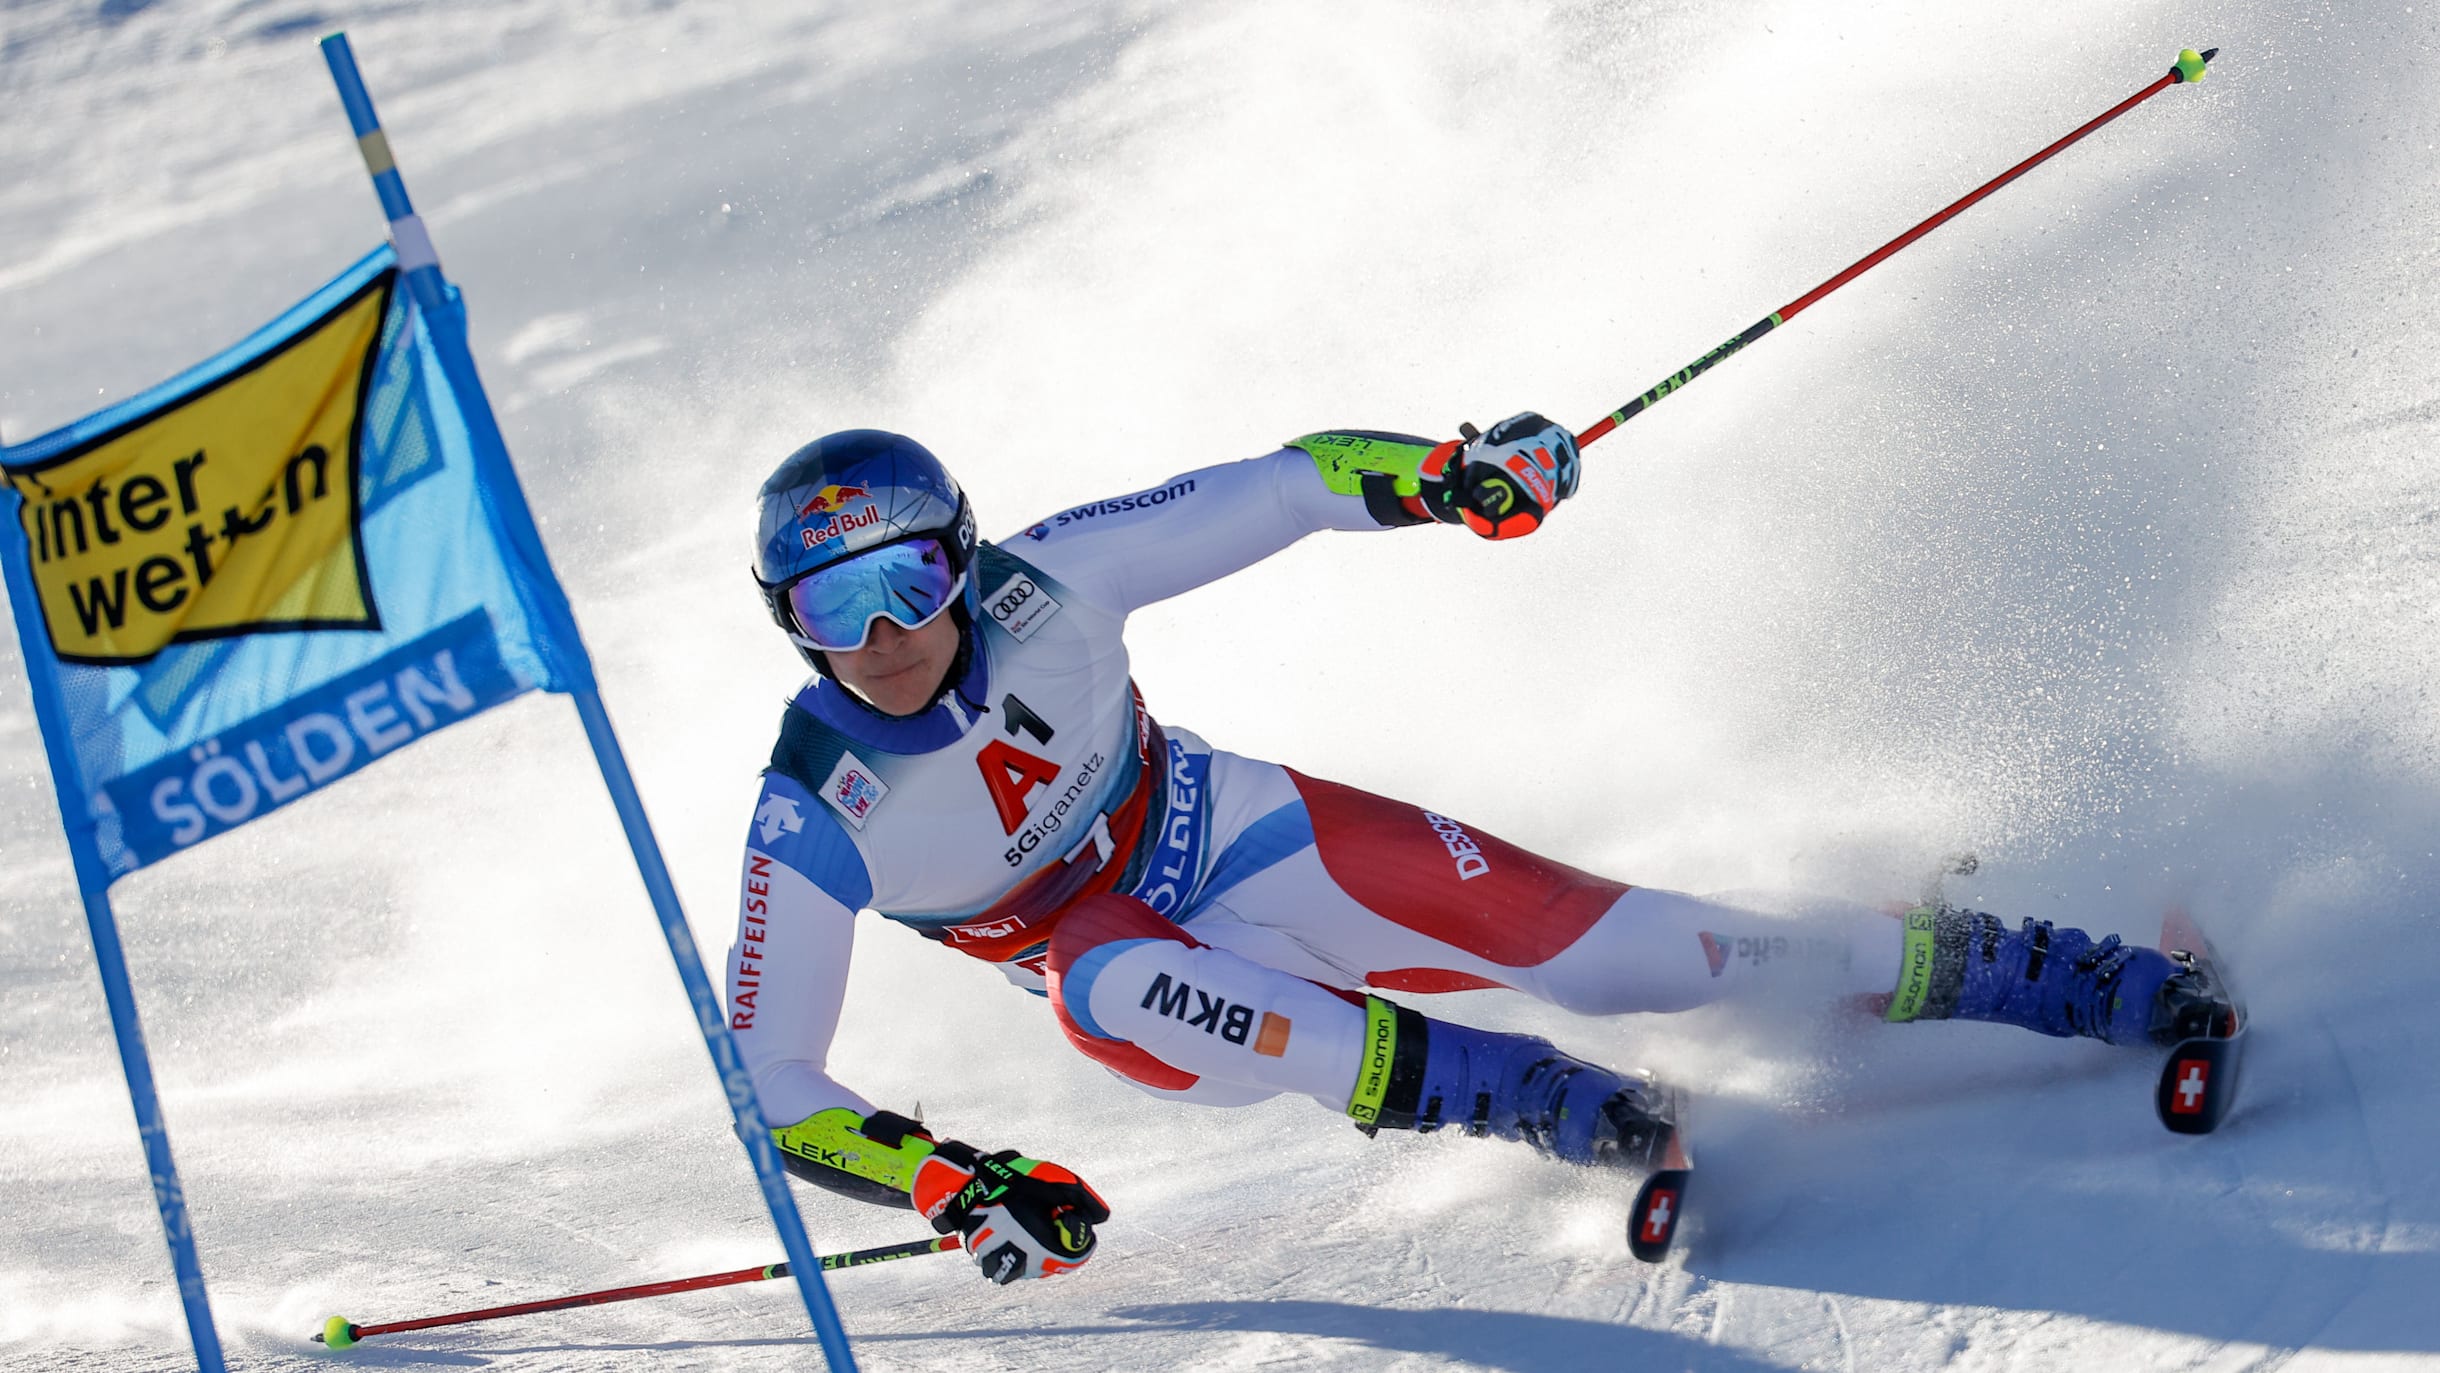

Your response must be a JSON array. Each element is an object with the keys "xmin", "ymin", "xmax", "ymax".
[{"xmin": 6, "ymin": 0, "xmax": 2440, "ymax": 1369}]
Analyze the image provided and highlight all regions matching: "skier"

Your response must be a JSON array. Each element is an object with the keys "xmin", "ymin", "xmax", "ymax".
[{"xmin": 725, "ymin": 420, "xmax": 2221, "ymax": 1286}]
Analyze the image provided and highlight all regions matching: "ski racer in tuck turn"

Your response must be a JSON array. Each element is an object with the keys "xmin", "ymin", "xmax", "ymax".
[{"xmin": 725, "ymin": 420, "xmax": 2225, "ymax": 1285}]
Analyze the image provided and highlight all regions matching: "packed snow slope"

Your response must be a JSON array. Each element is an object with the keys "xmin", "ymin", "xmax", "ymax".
[{"xmin": 4, "ymin": 1, "xmax": 2438, "ymax": 1369}]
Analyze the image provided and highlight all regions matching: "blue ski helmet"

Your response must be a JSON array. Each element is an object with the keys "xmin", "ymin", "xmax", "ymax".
[{"xmin": 754, "ymin": 430, "xmax": 979, "ymax": 673}]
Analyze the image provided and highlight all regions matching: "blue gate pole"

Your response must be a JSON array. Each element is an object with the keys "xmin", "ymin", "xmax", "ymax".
[
  {"xmin": 316, "ymin": 33, "xmax": 861, "ymax": 1370},
  {"xmin": 0, "ymin": 492, "xmax": 226, "ymax": 1373}
]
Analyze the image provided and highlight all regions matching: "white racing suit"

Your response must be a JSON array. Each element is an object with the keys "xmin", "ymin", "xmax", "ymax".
[{"xmin": 725, "ymin": 444, "xmax": 1904, "ymax": 1127}]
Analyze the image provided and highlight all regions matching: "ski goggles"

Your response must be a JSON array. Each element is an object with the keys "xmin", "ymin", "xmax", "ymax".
[{"xmin": 780, "ymin": 536, "xmax": 966, "ymax": 653}]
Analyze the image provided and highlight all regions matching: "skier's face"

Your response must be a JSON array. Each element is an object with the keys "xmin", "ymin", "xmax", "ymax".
[{"xmin": 830, "ymin": 611, "xmax": 961, "ymax": 715}]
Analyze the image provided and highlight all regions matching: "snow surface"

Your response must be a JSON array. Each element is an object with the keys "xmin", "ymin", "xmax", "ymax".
[{"xmin": 5, "ymin": 0, "xmax": 2439, "ymax": 1368}]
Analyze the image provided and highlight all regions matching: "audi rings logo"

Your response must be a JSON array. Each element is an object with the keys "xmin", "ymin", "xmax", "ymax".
[{"xmin": 985, "ymin": 572, "xmax": 1061, "ymax": 642}]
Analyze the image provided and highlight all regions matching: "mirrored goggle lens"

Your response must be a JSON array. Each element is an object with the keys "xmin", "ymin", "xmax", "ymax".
[{"xmin": 784, "ymin": 537, "xmax": 964, "ymax": 652}]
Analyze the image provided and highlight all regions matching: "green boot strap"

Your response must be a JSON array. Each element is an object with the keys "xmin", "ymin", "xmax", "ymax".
[
  {"xmin": 1885, "ymin": 904, "xmax": 1973, "ymax": 1023},
  {"xmin": 1346, "ymin": 994, "xmax": 1431, "ymax": 1131}
]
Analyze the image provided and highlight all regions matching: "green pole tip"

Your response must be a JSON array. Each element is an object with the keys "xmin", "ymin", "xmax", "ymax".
[
  {"xmin": 320, "ymin": 1315, "xmax": 360, "ymax": 1349},
  {"xmin": 2174, "ymin": 48, "xmax": 2209, "ymax": 83}
]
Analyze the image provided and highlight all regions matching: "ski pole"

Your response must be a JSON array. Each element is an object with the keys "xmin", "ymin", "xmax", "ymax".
[
  {"xmin": 313, "ymin": 1235, "xmax": 962, "ymax": 1349},
  {"xmin": 1575, "ymin": 46, "xmax": 2216, "ymax": 449}
]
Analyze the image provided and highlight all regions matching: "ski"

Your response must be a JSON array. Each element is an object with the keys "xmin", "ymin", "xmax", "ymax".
[
  {"xmin": 1626, "ymin": 1082, "xmax": 1692, "ymax": 1263},
  {"xmin": 2152, "ymin": 908, "xmax": 2247, "ymax": 1135}
]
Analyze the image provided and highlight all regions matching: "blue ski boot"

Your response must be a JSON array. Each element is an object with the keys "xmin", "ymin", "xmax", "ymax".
[
  {"xmin": 1346, "ymin": 996, "xmax": 1669, "ymax": 1170},
  {"xmin": 1885, "ymin": 905, "xmax": 2200, "ymax": 1046}
]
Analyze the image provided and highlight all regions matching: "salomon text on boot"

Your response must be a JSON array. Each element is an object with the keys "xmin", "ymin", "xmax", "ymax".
[{"xmin": 1884, "ymin": 905, "xmax": 2219, "ymax": 1047}]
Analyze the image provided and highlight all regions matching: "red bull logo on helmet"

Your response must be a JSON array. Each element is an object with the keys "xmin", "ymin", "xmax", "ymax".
[
  {"xmin": 796, "ymin": 484, "xmax": 881, "ymax": 550},
  {"xmin": 798, "ymin": 484, "xmax": 870, "ymax": 516}
]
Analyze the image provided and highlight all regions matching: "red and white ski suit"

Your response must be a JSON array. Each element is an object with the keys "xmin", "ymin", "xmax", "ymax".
[{"xmin": 725, "ymin": 446, "xmax": 1900, "ymax": 1124}]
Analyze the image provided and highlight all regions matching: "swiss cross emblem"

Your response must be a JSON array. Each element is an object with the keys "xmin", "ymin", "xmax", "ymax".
[
  {"xmin": 2170, "ymin": 1058, "xmax": 2211, "ymax": 1115},
  {"xmin": 1640, "ymin": 1188, "xmax": 1677, "ymax": 1243}
]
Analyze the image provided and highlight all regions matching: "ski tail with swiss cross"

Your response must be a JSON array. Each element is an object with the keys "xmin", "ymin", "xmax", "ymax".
[
  {"xmin": 2153, "ymin": 908, "xmax": 2247, "ymax": 1135},
  {"xmin": 1626, "ymin": 1082, "xmax": 1693, "ymax": 1263}
]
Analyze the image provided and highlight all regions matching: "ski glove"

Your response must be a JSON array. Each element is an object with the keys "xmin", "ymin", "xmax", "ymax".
[
  {"xmin": 912, "ymin": 1143, "xmax": 1111, "ymax": 1284},
  {"xmin": 1428, "ymin": 411, "xmax": 1581, "ymax": 540}
]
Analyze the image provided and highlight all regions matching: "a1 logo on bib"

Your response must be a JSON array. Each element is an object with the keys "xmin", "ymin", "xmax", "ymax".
[
  {"xmin": 985, "ymin": 572, "xmax": 1060, "ymax": 642},
  {"xmin": 821, "ymin": 749, "xmax": 890, "ymax": 830}
]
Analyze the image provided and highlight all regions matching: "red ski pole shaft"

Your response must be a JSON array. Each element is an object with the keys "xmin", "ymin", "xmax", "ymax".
[
  {"xmin": 314, "ymin": 1234, "xmax": 961, "ymax": 1347},
  {"xmin": 1575, "ymin": 46, "xmax": 2215, "ymax": 449}
]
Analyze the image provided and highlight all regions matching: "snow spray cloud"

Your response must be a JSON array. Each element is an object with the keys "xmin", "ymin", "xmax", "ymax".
[{"xmin": 879, "ymin": 0, "xmax": 2440, "ymax": 979}]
